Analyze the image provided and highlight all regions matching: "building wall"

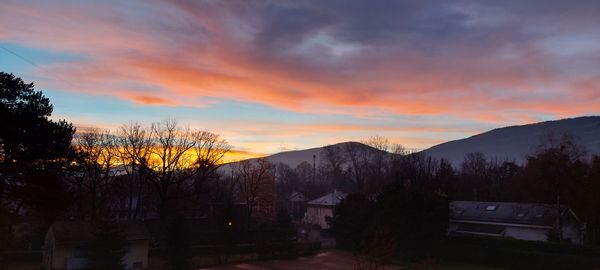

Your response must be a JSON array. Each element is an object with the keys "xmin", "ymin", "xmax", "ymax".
[
  {"xmin": 122, "ymin": 239, "xmax": 149, "ymax": 270},
  {"xmin": 449, "ymin": 220, "xmax": 583, "ymax": 245},
  {"xmin": 43, "ymin": 229, "xmax": 54, "ymax": 270},
  {"xmin": 289, "ymin": 202, "xmax": 307, "ymax": 219},
  {"xmin": 563, "ymin": 224, "xmax": 583, "ymax": 244},
  {"xmin": 49, "ymin": 247, "xmax": 71, "ymax": 270},
  {"xmin": 304, "ymin": 206, "xmax": 333, "ymax": 229},
  {"xmin": 447, "ymin": 223, "xmax": 459, "ymax": 234},
  {"xmin": 43, "ymin": 230, "xmax": 83, "ymax": 270},
  {"xmin": 449, "ymin": 221, "xmax": 554, "ymax": 242},
  {"xmin": 51, "ymin": 246, "xmax": 88, "ymax": 270},
  {"xmin": 504, "ymin": 227, "xmax": 549, "ymax": 242}
]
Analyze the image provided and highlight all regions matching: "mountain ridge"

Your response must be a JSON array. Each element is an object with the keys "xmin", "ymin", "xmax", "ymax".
[
  {"xmin": 422, "ymin": 116, "xmax": 600, "ymax": 166},
  {"xmin": 226, "ymin": 116, "xmax": 600, "ymax": 169}
]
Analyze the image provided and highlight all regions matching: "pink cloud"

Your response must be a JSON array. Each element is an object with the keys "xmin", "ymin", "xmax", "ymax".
[{"xmin": 2, "ymin": 0, "xmax": 600, "ymax": 127}]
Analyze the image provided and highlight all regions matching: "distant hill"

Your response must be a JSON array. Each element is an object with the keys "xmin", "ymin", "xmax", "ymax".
[
  {"xmin": 222, "ymin": 141, "xmax": 382, "ymax": 171},
  {"xmin": 223, "ymin": 116, "xmax": 600, "ymax": 171},
  {"xmin": 422, "ymin": 116, "xmax": 600, "ymax": 166}
]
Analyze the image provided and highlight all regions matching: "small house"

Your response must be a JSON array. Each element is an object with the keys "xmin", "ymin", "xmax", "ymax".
[
  {"xmin": 43, "ymin": 220, "xmax": 150, "ymax": 270},
  {"xmin": 303, "ymin": 190, "xmax": 347, "ymax": 229},
  {"xmin": 288, "ymin": 191, "xmax": 307, "ymax": 219},
  {"xmin": 448, "ymin": 201, "xmax": 584, "ymax": 244}
]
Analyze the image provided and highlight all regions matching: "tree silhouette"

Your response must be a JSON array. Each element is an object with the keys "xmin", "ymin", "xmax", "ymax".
[
  {"xmin": 166, "ymin": 216, "xmax": 191, "ymax": 270},
  {"xmin": 0, "ymin": 72, "xmax": 75, "ymax": 173},
  {"xmin": 237, "ymin": 158, "xmax": 275, "ymax": 226},
  {"xmin": 0, "ymin": 72, "xmax": 75, "ymax": 247},
  {"xmin": 88, "ymin": 220, "xmax": 129, "ymax": 270}
]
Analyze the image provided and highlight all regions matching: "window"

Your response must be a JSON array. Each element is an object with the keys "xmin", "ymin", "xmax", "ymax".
[
  {"xmin": 517, "ymin": 213, "xmax": 525, "ymax": 217},
  {"xmin": 535, "ymin": 213, "xmax": 543, "ymax": 218},
  {"xmin": 455, "ymin": 210, "xmax": 464, "ymax": 214},
  {"xmin": 485, "ymin": 205, "xmax": 497, "ymax": 211}
]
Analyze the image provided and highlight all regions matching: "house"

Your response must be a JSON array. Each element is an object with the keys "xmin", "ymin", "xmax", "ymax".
[
  {"xmin": 288, "ymin": 191, "xmax": 307, "ymax": 219},
  {"xmin": 303, "ymin": 190, "xmax": 347, "ymax": 229},
  {"xmin": 43, "ymin": 220, "xmax": 150, "ymax": 270},
  {"xmin": 448, "ymin": 201, "xmax": 584, "ymax": 244}
]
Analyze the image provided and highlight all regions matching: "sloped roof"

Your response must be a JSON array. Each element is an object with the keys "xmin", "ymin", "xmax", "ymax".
[
  {"xmin": 288, "ymin": 191, "xmax": 307, "ymax": 202},
  {"xmin": 50, "ymin": 220, "xmax": 150, "ymax": 246},
  {"xmin": 50, "ymin": 220, "xmax": 95, "ymax": 246},
  {"xmin": 307, "ymin": 190, "xmax": 347, "ymax": 206},
  {"xmin": 450, "ymin": 201, "xmax": 580, "ymax": 227}
]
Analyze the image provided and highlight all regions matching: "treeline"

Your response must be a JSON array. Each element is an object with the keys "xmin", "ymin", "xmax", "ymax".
[
  {"xmin": 0, "ymin": 72, "xmax": 283, "ymax": 255},
  {"xmin": 3, "ymin": 71, "xmax": 600, "ymax": 258},
  {"xmin": 70, "ymin": 120, "xmax": 231, "ymax": 221},
  {"xmin": 452, "ymin": 134, "xmax": 600, "ymax": 245},
  {"xmin": 322, "ymin": 134, "xmax": 600, "ymax": 269},
  {"xmin": 272, "ymin": 132, "xmax": 600, "ymax": 246}
]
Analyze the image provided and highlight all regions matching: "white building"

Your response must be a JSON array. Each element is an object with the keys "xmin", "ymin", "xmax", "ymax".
[
  {"xmin": 303, "ymin": 190, "xmax": 347, "ymax": 229},
  {"xmin": 448, "ymin": 201, "xmax": 584, "ymax": 244}
]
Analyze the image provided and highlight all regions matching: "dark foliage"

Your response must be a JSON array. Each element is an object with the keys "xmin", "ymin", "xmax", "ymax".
[
  {"xmin": 0, "ymin": 72, "xmax": 75, "ymax": 169},
  {"xmin": 0, "ymin": 72, "xmax": 75, "ymax": 249},
  {"xmin": 165, "ymin": 216, "xmax": 192, "ymax": 270},
  {"xmin": 329, "ymin": 193, "xmax": 375, "ymax": 249},
  {"xmin": 255, "ymin": 209, "xmax": 297, "ymax": 260},
  {"xmin": 273, "ymin": 209, "xmax": 294, "ymax": 242},
  {"xmin": 441, "ymin": 237, "xmax": 600, "ymax": 269},
  {"xmin": 88, "ymin": 220, "xmax": 129, "ymax": 270},
  {"xmin": 375, "ymin": 183, "xmax": 448, "ymax": 257},
  {"xmin": 331, "ymin": 183, "xmax": 448, "ymax": 262}
]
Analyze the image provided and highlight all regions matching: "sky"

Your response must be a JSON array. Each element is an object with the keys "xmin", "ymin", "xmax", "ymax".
[{"xmin": 1, "ymin": 0, "xmax": 600, "ymax": 159}]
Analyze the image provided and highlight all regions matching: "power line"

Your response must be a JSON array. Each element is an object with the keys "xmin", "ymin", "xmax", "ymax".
[
  {"xmin": 0, "ymin": 44, "xmax": 79, "ymax": 89},
  {"xmin": 0, "ymin": 45, "xmax": 40, "ymax": 68}
]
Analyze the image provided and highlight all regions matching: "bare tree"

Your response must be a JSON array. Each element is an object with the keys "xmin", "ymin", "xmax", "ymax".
[
  {"xmin": 362, "ymin": 136, "xmax": 391, "ymax": 193},
  {"xmin": 116, "ymin": 122, "xmax": 152, "ymax": 219},
  {"xmin": 460, "ymin": 152, "xmax": 489, "ymax": 200},
  {"xmin": 237, "ymin": 158, "xmax": 275, "ymax": 226},
  {"xmin": 363, "ymin": 135, "xmax": 390, "ymax": 153},
  {"xmin": 522, "ymin": 132, "xmax": 587, "ymax": 242},
  {"xmin": 144, "ymin": 119, "xmax": 197, "ymax": 217},
  {"xmin": 191, "ymin": 130, "xmax": 231, "ymax": 196},
  {"xmin": 72, "ymin": 128, "xmax": 118, "ymax": 220},
  {"xmin": 113, "ymin": 119, "xmax": 230, "ymax": 219},
  {"xmin": 321, "ymin": 144, "xmax": 347, "ymax": 190},
  {"xmin": 389, "ymin": 143, "xmax": 407, "ymax": 170},
  {"xmin": 345, "ymin": 142, "xmax": 368, "ymax": 191}
]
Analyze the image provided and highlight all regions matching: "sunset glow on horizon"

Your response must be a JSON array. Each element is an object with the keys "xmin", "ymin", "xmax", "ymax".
[{"xmin": 2, "ymin": 1, "xmax": 600, "ymax": 156}]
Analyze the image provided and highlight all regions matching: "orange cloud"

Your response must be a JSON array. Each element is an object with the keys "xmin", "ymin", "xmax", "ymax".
[
  {"xmin": 2, "ymin": 0, "xmax": 600, "ymax": 144},
  {"xmin": 130, "ymin": 95, "xmax": 173, "ymax": 106}
]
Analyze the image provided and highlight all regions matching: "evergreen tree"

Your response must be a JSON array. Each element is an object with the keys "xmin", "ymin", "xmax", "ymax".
[
  {"xmin": 330, "ymin": 193, "xmax": 375, "ymax": 249},
  {"xmin": 0, "ymin": 72, "xmax": 76, "ymax": 247},
  {"xmin": 88, "ymin": 220, "xmax": 129, "ymax": 270},
  {"xmin": 0, "ymin": 72, "xmax": 75, "ymax": 185}
]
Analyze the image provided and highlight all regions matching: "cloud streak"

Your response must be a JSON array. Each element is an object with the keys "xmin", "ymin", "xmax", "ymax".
[{"xmin": 2, "ymin": 0, "xmax": 600, "ymax": 151}]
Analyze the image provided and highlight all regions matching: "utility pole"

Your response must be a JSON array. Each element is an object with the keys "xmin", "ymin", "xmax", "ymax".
[{"xmin": 312, "ymin": 154, "xmax": 316, "ymax": 182}]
